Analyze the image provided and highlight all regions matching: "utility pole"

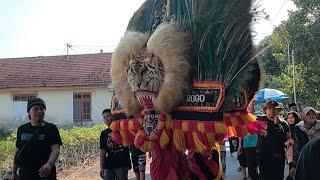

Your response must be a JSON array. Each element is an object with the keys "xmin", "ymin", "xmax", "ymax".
[
  {"xmin": 287, "ymin": 39, "xmax": 297, "ymax": 104},
  {"xmin": 292, "ymin": 50, "xmax": 297, "ymax": 104},
  {"xmin": 287, "ymin": 40, "xmax": 290, "ymax": 64},
  {"xmin": 66, "ymin": 43, "xmax": 72, "ymax": 55}
]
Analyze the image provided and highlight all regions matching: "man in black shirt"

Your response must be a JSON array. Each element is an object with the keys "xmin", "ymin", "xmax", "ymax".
[
  {"xmin": 12, "ymin": 98, "xmax": 62, "ymax": 180},
  {"xmin": 256, "ymin": 100, "xmax": 290, "ymax": 180},
  {"xmin": 100, "ymin": 109, "xmax": 131, "ymax": 180}
]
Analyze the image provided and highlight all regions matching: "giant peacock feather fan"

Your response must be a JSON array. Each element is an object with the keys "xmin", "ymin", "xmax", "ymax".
[{"xmin": 110, "ymin": 0, "xmax": 263, "ymax": 179}]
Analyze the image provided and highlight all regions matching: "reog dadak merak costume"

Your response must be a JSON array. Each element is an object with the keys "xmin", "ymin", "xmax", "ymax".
[{"xmin": 109, "ymin": 0, "xmax": 264, "ymax": 179}]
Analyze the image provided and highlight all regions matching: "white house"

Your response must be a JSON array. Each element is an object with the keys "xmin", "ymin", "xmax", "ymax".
[{"xmin": 0, "ymin": 53, "xmax": 114, "ymax": 128}]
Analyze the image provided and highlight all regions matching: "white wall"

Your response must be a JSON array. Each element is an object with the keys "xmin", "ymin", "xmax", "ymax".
[
  {"xmin": 39, "ymin": 87, "xmax": 113, "ymax": 126},
  {"xmin": 0, "ymin": 92, "xmax": 12, "ymax": 125},
  {"xmin": 0, "ymin": 87, "xmax": 113, "ymax": 128},
  {"xmin": 91, "ymin": 88, "xmax": 113, "ymax": 122},
  {"xmin": 38, "ymin": 90, "xmax": 74, "ymax": 125}
]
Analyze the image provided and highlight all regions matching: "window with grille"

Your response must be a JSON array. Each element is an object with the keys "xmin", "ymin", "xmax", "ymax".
[
  {"xmin": 73, "ymin": 92, "xmax": 91, "ymax": 122},
  {"xmin": 13, "ymin": 94, "xmax": 37, "ymax": 101}
]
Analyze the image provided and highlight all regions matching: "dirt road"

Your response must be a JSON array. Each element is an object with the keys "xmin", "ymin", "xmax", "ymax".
[
  {"xmin": 57, "ymin": 150, "xmax": 288, "ymax": 180},
  {"xmin": 57, "ymin": 155, "xmax": 151, "ymax": 180}
]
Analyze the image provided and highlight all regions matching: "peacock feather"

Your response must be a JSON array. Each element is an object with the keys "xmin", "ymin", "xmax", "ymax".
[
  {"xmin": 123, "ymin": 0, "xmax": 262, "ymax": 112},
  {"xmin": 111, "ymin": 2, "xmax": 264, "ymax": 178}
]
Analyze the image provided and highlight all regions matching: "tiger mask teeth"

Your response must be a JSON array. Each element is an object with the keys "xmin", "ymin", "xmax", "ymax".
[{"xmin": 111, "ymin": 23, "xmax": 191, "ymax": 115}]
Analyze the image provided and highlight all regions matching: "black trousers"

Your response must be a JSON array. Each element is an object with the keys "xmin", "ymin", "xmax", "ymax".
[
  {"xmin": 244, "ymin": 147, "xmax": 259, "ymax": 179},
  {"xmin": 257, "ymin": 155, "xmax": 285, "ymax": 180},
  {"xmin": 229, "ymin": 137, "xmax": 239, "ymax": 153},
  {"xmin": 18, "ymin": 168, "xmax": 56, "ymax": 180}
]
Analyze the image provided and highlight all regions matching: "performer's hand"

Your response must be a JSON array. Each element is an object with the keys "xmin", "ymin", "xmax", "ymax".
[
  {"xmin": 237, "ymin": 146, "xmax": 242, "ymax": 154},
  {"xmin": 259, "ymin": 123, "xmax": 268, "ymax": 137},
  {"xmin": 285, "ymin": 138, "xmax": 294, "ymax": 146},
  {"xmin": 285, "ymin": 139, "xmax": 294, "ymax": 163},
  {"xmin": 39, "ymin": 163, "xmax": 52, "ymax": 177}
]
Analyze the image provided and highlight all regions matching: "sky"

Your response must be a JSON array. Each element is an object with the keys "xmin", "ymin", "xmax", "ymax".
[{"xmin": 0, "ymin": 0, "xmax": 296, "ymax": 59}]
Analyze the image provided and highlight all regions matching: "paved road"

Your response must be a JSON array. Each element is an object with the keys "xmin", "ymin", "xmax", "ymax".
[
  {"xmin": 59, "ymin": 145, "xmax": 288, "ymax": 180},
  {"xmin": 224, "ymin": 151, "xmax": 242, "ymax": 179},
  {"xmin": 131, "ymin": 151, "xmax": 242, "ymax": 180},
  {"xmin": 135, "ymin": 145, "xmax": 289, "ymax": 180}
]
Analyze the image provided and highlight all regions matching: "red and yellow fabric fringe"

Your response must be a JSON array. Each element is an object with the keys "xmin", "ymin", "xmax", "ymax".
[
  {"xmin": 111, "ymin": 110, "xmax": 260, "ymax": 153},
  {"xmin": 110, "ymin": 111, "xmax": 170, "ymax": 152}
]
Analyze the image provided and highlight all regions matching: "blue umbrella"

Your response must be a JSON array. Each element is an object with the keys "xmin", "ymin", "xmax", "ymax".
[{"xmin": 255, "ymin": 88, "xmax": 288, "ymax": 103}]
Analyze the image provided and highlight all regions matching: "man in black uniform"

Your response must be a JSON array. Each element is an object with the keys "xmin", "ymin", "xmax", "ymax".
[
  {"xmin": 100, "ymin": 109, "xmax": 131, "ymax": 180},
  {"xmin": 11, "ymin": 98, "xmax": 62, "ymax": 180},
  {"xmin": 256, "ymin": 100, "xmax": 290, "ymax": 180}
]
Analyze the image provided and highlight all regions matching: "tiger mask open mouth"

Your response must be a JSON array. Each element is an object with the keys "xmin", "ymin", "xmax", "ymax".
[{"xmin": 111, "ymin": 23, "xmax": 191, "ymax": 115}]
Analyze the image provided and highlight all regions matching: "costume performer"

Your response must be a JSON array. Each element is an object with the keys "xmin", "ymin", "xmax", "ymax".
[{"xmin": 110, "ymin": 0, "xmax": 264, "ymax": 179}]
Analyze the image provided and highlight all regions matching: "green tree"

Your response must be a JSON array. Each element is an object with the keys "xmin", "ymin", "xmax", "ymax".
[{"xmin": 258, "ymin": 0, "xmax": 320, "ymax": 109}]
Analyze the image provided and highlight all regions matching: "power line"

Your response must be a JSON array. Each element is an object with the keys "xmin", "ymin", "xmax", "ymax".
[
  {"xmin": 253, "ymin": 0, "xmax": 291, "ymax": 43},
  {"xmin": 72, "ymin": 46, "xmax": 103, "ymax": 52},
  {"xmin": 271, "ymin": 0, "xmax": 288, "ymax": 24},
  {"xmin": 69, "ymin": 45, "xmax": 115, "ymax": 54},
  {"xmin": 71, "ymin": 44, "xmax": 116, "ymax": 48}
]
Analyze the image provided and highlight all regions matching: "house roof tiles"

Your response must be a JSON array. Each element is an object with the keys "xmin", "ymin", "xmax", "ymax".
[{"xmin": 0, "ymin": 53, "xmax": 112, "ymax": 89}]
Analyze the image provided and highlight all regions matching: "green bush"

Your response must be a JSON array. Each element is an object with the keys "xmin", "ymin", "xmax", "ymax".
[
  {"xmin": 0, "ymin": 140, "xmax": 15, "ymax": 172},
  {"xmin": 0, "ymin": 128, "xmax": 15, "ymax": 141},
  {"xmin": 58, "ymin": 124, "xmax": 106, "ymax": 170}
]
